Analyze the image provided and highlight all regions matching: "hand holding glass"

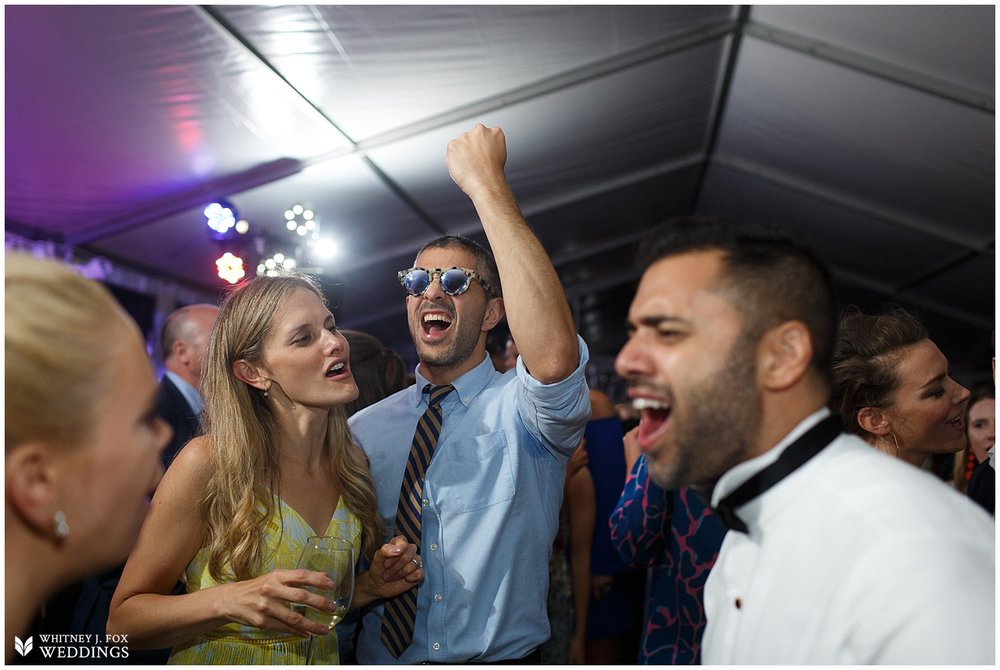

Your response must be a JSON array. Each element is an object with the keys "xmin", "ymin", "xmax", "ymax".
[{"xmin": 292, "ymin": 536, "xmax": 355, "ymax": 662}]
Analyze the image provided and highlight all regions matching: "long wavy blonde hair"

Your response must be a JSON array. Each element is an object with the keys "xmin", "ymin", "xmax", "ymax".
[{"xmin": 200, "ymin": 273, "xmax": 382, "ymax": 581}]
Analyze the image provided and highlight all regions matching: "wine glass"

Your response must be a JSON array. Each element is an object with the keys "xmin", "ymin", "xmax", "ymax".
[{"xmin": 292, "ymin": 536, "xmax": 355, "ymax": 664}]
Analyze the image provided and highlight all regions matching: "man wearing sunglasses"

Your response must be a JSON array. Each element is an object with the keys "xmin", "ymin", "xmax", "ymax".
[{"xmin": 348, "ymin": 124, "xmax": 591, "ymax": 664}]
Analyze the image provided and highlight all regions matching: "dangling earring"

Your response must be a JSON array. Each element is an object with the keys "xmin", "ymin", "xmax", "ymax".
[
  {"xmin": 53, "ymin": 510, "xmax": 70, "ymax": 539},
  {"xmin": 263, "ymin": 388, "xmax": 269, "ymax": 399},
  {"xmin": 889, "ymin": 432, "xmax": 901, "ymax": 458}
]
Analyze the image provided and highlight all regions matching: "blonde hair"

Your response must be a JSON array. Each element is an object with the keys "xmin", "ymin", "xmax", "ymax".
[
  {"xmin": 201, "ymin": 273, "xmax": 382, "ymax": 581},
  {"xmin": 6, "ymin": 253, "xmax": 133, "ymax": 450}
]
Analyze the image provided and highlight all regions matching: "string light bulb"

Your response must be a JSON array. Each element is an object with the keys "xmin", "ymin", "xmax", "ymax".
[
  {"xmin": 205, "ymin": 202, "xmax": 236, "ymax": 235},
  {"xmin": 256, "ymin": 251, "xmax": 297, "ymax": 277},
  {"xmin": 216, "ymin": 252, "xmax": 245, "ymax": 284},
  {"xmin": 283, "ymin": 204, "xmax": 320, "ymax": 241}
]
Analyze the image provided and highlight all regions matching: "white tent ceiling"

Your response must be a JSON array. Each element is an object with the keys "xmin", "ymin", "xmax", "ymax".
[{"xmin": 5, "ymin": 5, "xmax": 995, "ymax": 383}]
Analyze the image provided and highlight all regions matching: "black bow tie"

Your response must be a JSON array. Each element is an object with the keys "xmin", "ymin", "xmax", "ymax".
[{"xmin": 712, "ymin": 414, "xmax": 843, "ymax": 534}]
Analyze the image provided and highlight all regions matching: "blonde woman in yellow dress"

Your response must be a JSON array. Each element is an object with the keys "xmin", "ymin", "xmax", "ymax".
[{"xmin": 108, "ymin": 273, "xmax": 423, "ymax": 664}]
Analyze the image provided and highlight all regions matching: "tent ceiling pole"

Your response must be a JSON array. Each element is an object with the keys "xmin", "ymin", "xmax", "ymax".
[
  {"xmin": 829, "ymin": 265, "xmax": 993, "ymax": 330},
  {"xmin": 714, "ymin": 155, "xmax": 993, "ymax": 255},
  {"xmin": 67, "ymin": 157, "xmax": 305, "ymax": 245},
  {"xmin": 688, "ymin": 5, "xmax": 751, "ymax": 212},
  {"xmin": 744, "ymin": 20, "xmax": 994, "ymax": 112}
]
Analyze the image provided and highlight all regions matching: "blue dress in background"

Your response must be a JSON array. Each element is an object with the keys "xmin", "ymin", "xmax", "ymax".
[
  {"xmin": 583, "ymin": 416, "xmax": 642, "ymax": 640},
  {"xmin": 609, "ymin": 455, "xmax": 726, "ymax": 664}
]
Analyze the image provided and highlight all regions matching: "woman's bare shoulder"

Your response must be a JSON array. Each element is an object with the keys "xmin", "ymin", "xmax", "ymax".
[{"xmin": 160, "ymin": 435, "xmax": 215, "ymax": 496}]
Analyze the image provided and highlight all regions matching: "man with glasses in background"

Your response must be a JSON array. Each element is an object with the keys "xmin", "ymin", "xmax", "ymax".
[{"xmin": 348, "ymin": 124, "xmax": 591, "ymax": 664}]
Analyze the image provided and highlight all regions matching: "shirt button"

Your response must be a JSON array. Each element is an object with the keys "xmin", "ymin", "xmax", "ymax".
[
  {"xmin": 430, "ymin": 543, "xmax": 438, "ymax": 551},
  {"xmin": 434, "ymin": 594, "xmax": 443, "ymax": 602},
  {"xmin": 422, "ymin": 499, "xmax": 429, "ymax": 507},
  {"xmin": 432, "ymin": 643, "xmax": 441, "ymax": 651},
  {"xmin": 735, "ymin": 597, "xmax": 743, "ymax": 610}
]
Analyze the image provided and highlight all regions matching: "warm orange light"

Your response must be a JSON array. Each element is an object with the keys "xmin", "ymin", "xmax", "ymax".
[{"xmin": 216, "ymin": 252, "xmax": 245, "ymax": 284}]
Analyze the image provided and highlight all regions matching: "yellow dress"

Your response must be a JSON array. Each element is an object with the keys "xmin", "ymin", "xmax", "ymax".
[{"xmin": 168, "ymin": 496, "xmax": 361, "ymax": 665}]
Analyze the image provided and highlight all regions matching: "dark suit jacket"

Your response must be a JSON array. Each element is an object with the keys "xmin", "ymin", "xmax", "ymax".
[
  {"xmin": 967, "ymin": 459, "xmax": 995, "ymax": 516},
  {"xmin": 156, "ymin": 375, "xmax": 202, "ymax": 469}
]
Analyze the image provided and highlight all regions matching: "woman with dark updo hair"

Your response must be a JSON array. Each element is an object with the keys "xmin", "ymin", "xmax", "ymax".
[{"xmin": 830, "ymin": 305, "xmax": 970, "ymax": 468}]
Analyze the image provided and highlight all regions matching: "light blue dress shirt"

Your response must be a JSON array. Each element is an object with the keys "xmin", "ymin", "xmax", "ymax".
[{"xmin": 348, "ymin": 336, "xmax": 591, "ymax": 663}]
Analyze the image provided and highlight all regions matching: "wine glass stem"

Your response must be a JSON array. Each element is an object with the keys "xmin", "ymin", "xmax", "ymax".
[{"xmin": 305, "ymin": 635, "xmax": 314, "ymax": 665}]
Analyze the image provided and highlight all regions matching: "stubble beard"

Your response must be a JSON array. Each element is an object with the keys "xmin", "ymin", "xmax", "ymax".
[
  {"xmin": 648, "ymin": 335, "xmax": 762, "ymax": 492},
  {"xmin": 411, "ymin": 307, "xmax": 485, "ymax": 372}
]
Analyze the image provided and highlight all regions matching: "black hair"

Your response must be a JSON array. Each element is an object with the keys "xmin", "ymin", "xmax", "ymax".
[
  {"xmin": 829, "ymin": 305, "xmax": 929, "ymax": 435},
  {"xmin": 638, "ymin": 217, "xmax": 837, "ymax": 381},
  {"xmin": 416, "ymin": 235, "xmax": 501, "ymax": 298}
]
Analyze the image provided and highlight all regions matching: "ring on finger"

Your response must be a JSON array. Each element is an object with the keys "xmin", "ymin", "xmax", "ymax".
[{"xmin": 411, "ymin": 558, "xmax": 423, "ymax": 569}]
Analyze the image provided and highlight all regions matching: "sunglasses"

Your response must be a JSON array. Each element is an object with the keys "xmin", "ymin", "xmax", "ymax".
[{"xmin": 398, "ymin": 266, "xmax": 489, "ymax": 297}]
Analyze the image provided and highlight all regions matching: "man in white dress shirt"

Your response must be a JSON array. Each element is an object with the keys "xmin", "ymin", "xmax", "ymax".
[{"xmin": 615, "ymin": 218, "xmax": 994, "ymax": 664}]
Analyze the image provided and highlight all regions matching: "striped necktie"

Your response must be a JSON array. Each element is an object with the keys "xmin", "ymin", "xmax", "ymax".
[{"xmin": 381, "ymin": 383, "xmax": 454, "ymax": 658}]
